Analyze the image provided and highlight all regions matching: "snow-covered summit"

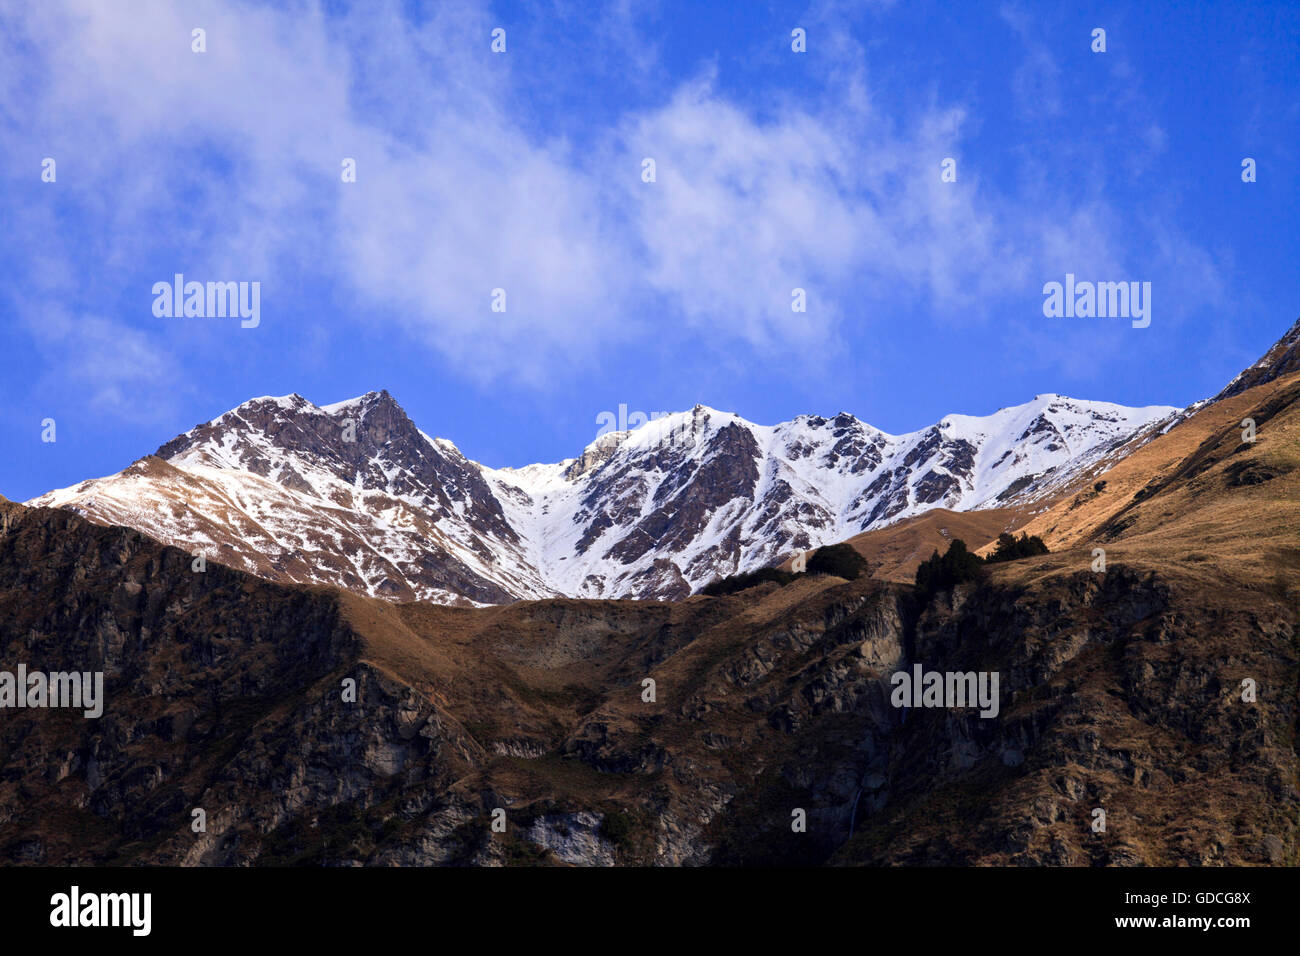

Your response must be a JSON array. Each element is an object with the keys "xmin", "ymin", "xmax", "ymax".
[{"xmin": 29, "ymin": 390, "xmax": 1176, "ymax": 603}]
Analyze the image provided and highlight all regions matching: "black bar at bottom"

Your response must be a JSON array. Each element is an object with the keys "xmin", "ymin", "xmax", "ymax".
[{"xmin": 0, "ymin": 865, "xmax": 1288, "ymax": 943}]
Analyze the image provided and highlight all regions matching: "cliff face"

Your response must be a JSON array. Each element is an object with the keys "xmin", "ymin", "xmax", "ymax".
[
  {"xmin": 831, "ymin": 566, "xmax": 1298, "ymax": 865},
  {"xmin": 0, "ymin": 501, "xmax": 355, "ymax": 862}
]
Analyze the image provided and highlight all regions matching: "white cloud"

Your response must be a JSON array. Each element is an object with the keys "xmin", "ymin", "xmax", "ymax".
[{"xmin": 0, "ymin": 0, "xmax": 1228, "ymax": 403}]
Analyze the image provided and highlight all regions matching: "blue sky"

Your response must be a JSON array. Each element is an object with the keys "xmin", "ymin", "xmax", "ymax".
[{"xmin": 1, "ymin": 0, "xmax": 1297, "ymax": 501}]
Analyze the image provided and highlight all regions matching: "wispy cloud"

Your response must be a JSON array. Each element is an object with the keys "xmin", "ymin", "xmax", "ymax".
[{"xmin": 0, "ymin": 0, "xmax": 1229, "ymax": 415}]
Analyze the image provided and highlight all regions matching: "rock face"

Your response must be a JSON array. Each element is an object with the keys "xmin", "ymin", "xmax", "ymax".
[
  {"xmin": 29, "ymin": 392, "xmax": 1175, "ymax": 604},
  {"xmin": 159, "ymin": 390, "xmax": 518, "ymax": 550},
  {"xmin": 827, "ymin": 566, "xmax": 1299, "ymax": 866}
]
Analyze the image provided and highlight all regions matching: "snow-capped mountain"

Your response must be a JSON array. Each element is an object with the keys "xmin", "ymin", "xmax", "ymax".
[{"xmin": 28, "ymin": 390, "xmax": 1177, "ymax": 603}]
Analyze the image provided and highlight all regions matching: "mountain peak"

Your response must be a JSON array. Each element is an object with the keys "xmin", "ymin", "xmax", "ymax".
[
  {"xmin": 320, "ymin": 389, "xmax": 402, "ymax": 416},
  {"xmin": 154, "ymin": 388, "xmax": 430, "ymax": 480},
  {"xmin": 231, "ymin": 392, "xmax": 311, "ymax": 412},
  {"xmin": 1215, "ymin": 317, "xmax": 1300, "ymax": 401}
]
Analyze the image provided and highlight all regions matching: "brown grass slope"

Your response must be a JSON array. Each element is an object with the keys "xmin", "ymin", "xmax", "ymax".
[
  {"xmin": 835, "ymin": 506, "xmax": 1032, "ymax": 583},
  {"xmin": 1015, "ymin": 371, "xmax": 1300, "ymax": 574}
]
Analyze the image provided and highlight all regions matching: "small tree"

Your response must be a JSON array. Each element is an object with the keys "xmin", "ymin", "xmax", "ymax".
[{"xmin": 914, "ymin": 538, "xmax": 984, "ymax": 599}]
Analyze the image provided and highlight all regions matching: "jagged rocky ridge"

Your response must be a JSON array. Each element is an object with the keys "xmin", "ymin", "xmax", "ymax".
[{"xmin": 29, "ymin": 391, "xmax": 1176, "ymax": 603}]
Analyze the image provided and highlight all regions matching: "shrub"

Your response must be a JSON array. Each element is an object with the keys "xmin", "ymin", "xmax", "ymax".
[
  {"xmin": 600, "ymin": 809, "xmax": 634, "ymax": 850},
  {"xmin": 701, "ymin": 541, "xmax": 868, "ymax": 596},
  {"xmin": 701, "ymin": 567, "xmax": 797, "ymax": 596},
  {"xmin": 985, "ymin": 532, "xmax": 1050, "ymax": 564},
  {"xmin": 805, "ymin": 542, "xmax": 869, "ymax": 580},
  {"xmin": 914, "ymin": 538, "xmax": 984, "ymax": 598}
]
